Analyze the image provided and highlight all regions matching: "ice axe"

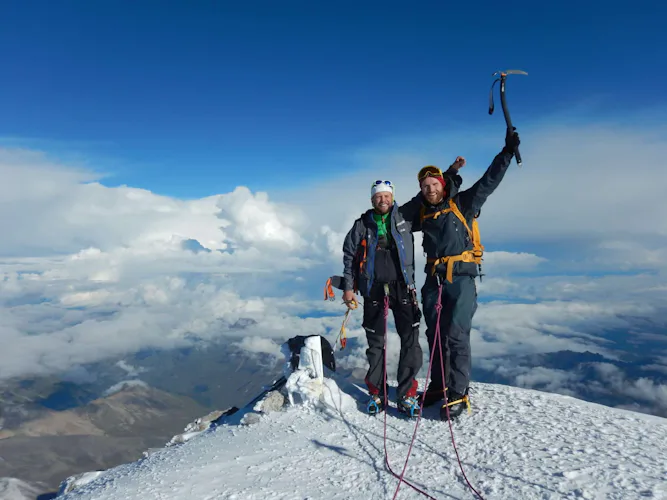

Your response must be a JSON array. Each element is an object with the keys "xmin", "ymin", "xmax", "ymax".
[{"xmin": 489, "ymin": 69, "xmax": 527, "ymax": 167}]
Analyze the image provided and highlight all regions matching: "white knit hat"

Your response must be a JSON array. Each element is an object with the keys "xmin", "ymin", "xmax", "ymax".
[{"xmin": 371, "ymin": 180, "xmax": 394, "ymax": 197}]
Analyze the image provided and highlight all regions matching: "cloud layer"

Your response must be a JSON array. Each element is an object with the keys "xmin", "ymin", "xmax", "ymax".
[{"xmin": 1, "ymin": 114, "xmax": 666, "ymax": 419}]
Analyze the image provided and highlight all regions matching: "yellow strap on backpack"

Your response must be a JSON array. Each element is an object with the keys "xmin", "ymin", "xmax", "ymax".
[{"xmin": 421, "ymin": 199, "xmax": 484, "ymax": 282}]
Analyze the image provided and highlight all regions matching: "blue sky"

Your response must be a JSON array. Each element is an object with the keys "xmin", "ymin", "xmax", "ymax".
[{"xmin": 0, "ymin": 1, "xmax": 665, "ymax": 198}]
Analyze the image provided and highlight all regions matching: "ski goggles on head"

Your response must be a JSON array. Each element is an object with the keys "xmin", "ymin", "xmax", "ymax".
[
  {"xmin": 371, "ymin": 179, "xmax": 394, "ymax": 197},
  {"xmin": 417, "ymin": 165, "xmax": 443, "ymax": 182},
  {"xmin": 372, "ymin": 180, "xmax": 394, "ymax": 189}
]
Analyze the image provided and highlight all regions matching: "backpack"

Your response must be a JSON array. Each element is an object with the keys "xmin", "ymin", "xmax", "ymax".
[{"xmin": 420, "ymin": 198, "xmax": 484, "ymax": 282}]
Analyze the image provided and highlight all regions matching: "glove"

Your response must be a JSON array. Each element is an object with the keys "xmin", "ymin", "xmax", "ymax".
[{"xmin": 504, "ymin": 127, "xmax": 520, "ymax": 155}]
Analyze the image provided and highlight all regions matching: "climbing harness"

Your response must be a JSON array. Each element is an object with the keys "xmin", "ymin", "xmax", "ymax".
[
  {"xmin": 420, "ymin": 198, "xmax": 485, "ymax": 282},
  {"xmin": 489, "ymin": 69, "xmax": 527, "ymax": 167},
  {"xmin": 381, "ymin": 279, "xmax": 484, "ymax": 500}
]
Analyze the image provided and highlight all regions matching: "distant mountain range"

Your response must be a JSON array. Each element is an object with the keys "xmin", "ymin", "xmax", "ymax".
[
  {"xmin": 1, "ymin": 336, "xmax": 665, "ymax": 498},
  {"xmin": 1, "ymin": 338, "xmax": 282, "ymax": 431},
  {"xmin": 0, "ymin": 384, "xmax": 209, "ymax": 495},
  {"xmin": 0, "ymin": 338, "xmax": 284, "ymax": 498}
]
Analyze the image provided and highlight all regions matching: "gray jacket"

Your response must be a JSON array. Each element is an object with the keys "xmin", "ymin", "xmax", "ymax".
[{"xmin": 342, "ymin": 203, "xmax": 416, "ymax": 297}]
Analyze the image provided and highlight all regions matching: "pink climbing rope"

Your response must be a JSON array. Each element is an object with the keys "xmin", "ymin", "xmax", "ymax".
[
  {"xmin": 383, "ymin": 284, "xmax": 485, "ymax": 500},
  {"xmin": 381, "ymin": 293, "xmax": 437, "ymax": 500}
]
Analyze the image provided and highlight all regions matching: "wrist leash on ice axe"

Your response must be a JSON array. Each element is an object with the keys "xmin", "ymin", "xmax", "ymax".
[
  {"xmin": 324, "ymin": 275, "xmax": 357, "ymax": 351},
  {"xmin": 489, "ymin": 69, "xmax": 527, "ymax": 167}
]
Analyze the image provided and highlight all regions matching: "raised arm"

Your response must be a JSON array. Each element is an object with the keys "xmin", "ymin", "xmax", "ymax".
[
  {"xmin": 444, "ymin": 157, "xmax": 465, "ymax": 189},
  {"xmin": 458, "ymin": 130, "xmax": 520, "ymax": 217},
  {"xmin": 398, "ymin": 192, "xmax": 425, "ymax": 232}
]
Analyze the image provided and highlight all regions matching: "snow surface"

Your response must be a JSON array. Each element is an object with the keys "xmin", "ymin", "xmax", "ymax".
[
  {"xmin": 59, "ymin": 376, "xmax": 667, "ymax": 500},
  {"xmin": 59, "ymin": 471, "xmax": 106, "ymax": 495},
  {"xmin": 0, "ymin": 477, "xmax": 45, "ymax": 500}
]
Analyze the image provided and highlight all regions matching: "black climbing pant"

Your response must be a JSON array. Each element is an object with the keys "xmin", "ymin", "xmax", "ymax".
[
  {"xmin": 421, "ymin": 275, "xmax": 478, "ymax": 396},
  {"xmin": 362, "ymin": 281, "xmax": 423, "ymax": 400}
]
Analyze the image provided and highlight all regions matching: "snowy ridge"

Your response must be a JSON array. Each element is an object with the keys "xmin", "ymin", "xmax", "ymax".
[
  {"xmin": 0, "ymin": 477, "xmax": 46, "ymax": 500},
  {"xmin": 58, "ymin": 375, "xmax": 667, "ymax": 500}
]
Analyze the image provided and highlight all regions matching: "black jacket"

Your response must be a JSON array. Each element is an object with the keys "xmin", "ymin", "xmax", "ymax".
[{"xmin": 400, "ymin": 150, "xmax": 513, "ymax": 277}]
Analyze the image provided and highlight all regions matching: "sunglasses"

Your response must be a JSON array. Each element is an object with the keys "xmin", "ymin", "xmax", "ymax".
[
  {"xmin": 417, "ymin": 165, "xmax": 444, "ymax": 182},
  {"xmin": 373, "ymin": 180, "xmax": 393, "ymax": 187}
]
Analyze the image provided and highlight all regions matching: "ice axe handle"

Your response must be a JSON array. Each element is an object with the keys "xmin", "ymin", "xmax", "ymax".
[{"xmin": 500, "ymin": 77, "xmax": 522, "ymax": 166}]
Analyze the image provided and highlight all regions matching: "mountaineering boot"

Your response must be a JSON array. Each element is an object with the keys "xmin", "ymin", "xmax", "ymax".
[
  {"xmin": 367, "ymin": 394, "xmax": 384, "ymax": 415},
  {"xmin": 397, "ymin": 396, "xmax": 421, "ymax": 418},
  {"xmin": 439, "ymin": 388, "xmax": 470, "ymax": 421},
  {"xmin": 418, "ymin": 386, "xmax": 446, "ymax": 407}
]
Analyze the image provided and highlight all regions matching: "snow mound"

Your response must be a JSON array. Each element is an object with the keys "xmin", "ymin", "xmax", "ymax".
[
  {"xmin": 0, "ymin": 477, "xmax": 45, "ymax": 500},
  {"xmin": 281, "ymin": 334, "xmax": 356, "ymax": 415},
  {"xmin": 166, "ymin": 408, "xmax": 234, "ymax": 447},
  {"xmin": 284, "ymin": 371, "xmax": 356, "ymax": 414},
  {"xmin": 56, "ymin": 379, "xmax": 667, "ymax": 500},
  {"xmin": 58, "ymin": 471, "xmax": 106, "ymax": 495},
  {"xmin": 320, "ymin": 377, "xmax": 357, "ymax": 413}
]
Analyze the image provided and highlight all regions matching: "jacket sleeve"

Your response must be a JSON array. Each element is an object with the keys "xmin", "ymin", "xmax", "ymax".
[
  {"xmin": 342, "ymin": 219, "xmax": 364, "ymax": 291},
  {"xmin": 444, "ymin": 166, "xmax": 463, "ymax": 189},
  {"xmin": 398, "ymin": 192, "xmax": 424, "ymax": 232},
  {"xmin": 458, "ymin": 150, "xmax": 513, "ymax": 217}
]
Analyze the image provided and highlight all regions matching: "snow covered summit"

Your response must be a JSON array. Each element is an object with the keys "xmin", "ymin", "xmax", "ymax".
[{"xmin": 58, "ymin": 375, "xmax": 667, "ymax": 500}]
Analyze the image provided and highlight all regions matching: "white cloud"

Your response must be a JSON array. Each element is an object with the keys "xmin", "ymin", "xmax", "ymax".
[
  {"xmin": 475, "ymin": 359, "xmax": 667, "ymax": 416},
  {"xmin": 233, "ymin": 337, "xmax": 282, "ymax": 357},
  {"xmin": 642, "ymin": 365, "xmax": 667, "ymax": 375},
  {"xmin": 588, "ymin": 362, "xmax": 667, "ymax": 415},
  {"xmin": 470, "ymin": 299, "xmax": 645, "ymax": 359},
  {"xmin": 277, "ymin": 115, "xmax": 667, "ymax": 274},
  {"xmin": 103, "ymin": 379, "xmax": 149, "ymax": 397},
  {"xmin": 216, "ymin": 187, "xmax": 306, "ymax": 251},
  {"xmin": 513, "ymin": 367, "xmax": 580, "ymax": 394},
  {"xmin": 479, "ymin": 251, "xmax": 547, "ymax": 274},
  {"xmin": 1, "ymin": 113, "xmax": 666, "ymax": 387},
  {"xmin": 116, "ymin": 360, "xmax": 148, "ymax": 377}
]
